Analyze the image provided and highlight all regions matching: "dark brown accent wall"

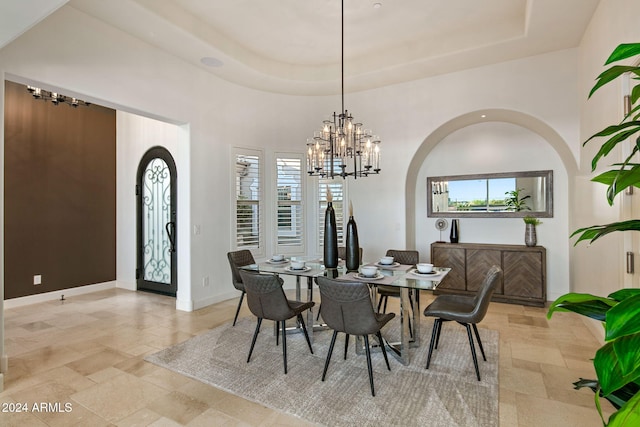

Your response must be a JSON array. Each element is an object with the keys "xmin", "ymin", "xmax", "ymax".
[{"xmin": 4, "ymin": 80, "xmax": 116, "ymax": 299}]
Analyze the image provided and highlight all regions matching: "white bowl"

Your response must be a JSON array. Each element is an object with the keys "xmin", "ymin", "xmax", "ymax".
[
  {"xmin": 416, "ymin": 263, "xmax": 434, "ymax": 273},
  {"xmin": 360, "ymin": 266, "xmax": 378, "ymax": 277},
  {"xmin": 290, "ymin": 260, "xmax": 305, "ymax": 270},
  {"xmin": 272, "ymin": 254, "xmax": 284, "ymax": 261},
  {"xmin": 380, "ymin": 256, "xmax": 394, "ymax": 265}
]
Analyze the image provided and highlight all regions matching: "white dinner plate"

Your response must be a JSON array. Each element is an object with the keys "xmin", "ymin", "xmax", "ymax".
[
  {"xmin": 410, "ymin": 269, "xmax": 438, "ymax": 276},
  {"xmin": 266, "ymin": 259, "xmax": 289, "ymax": 264},
  {"xmin": 375, "ymin": 261, "xmax": 400, "ymax": 268},
  {"xmin": 284, "ymin": 266, "xmax": 312, "ymax": 272},
  {"xmin": 355, "ymin": 272, "xmax": 384, "ymax": 280}
]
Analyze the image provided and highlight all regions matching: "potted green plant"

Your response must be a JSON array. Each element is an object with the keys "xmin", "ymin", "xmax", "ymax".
[
  {"xmin": 547, "ymin": 43, "xmax": 640, "ymax": 426},
  {"xmin": 505, "ymin": 188, "xmax": 531, "ymax": 211}
]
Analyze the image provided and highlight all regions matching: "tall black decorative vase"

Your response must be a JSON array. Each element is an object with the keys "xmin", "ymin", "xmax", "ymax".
[
  {"xmin": 450, "ymin": 219, "xmax": 459, "ymax": 243},
  {"xmin": 323, "ymin": 202, "xmax": 339, "ymax": 268},
  {"xmin": 345, "ymin": 216, "xmax": 360, "ymax": 272}
]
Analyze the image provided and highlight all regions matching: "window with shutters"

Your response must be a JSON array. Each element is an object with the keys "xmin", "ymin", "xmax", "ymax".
[
  {"xmin": 276, "ymin": 155, "xmax": 304, "ymax": 250},
  {"xmin": 318, "ymin": 178, "xmax": 345, "ymax": 250},
  {"xmin": 234, "ymin": 149, "xmax": 263, "ymax": 254}
]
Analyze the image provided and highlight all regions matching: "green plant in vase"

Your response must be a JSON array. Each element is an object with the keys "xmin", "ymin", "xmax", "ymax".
[
  {"xmin": 547, "ymin": 43, "xmax": 640, "ymax": 426},
  {"xmin": 523, "ymin": 216, "xmax": 542, "ymax": 226}
]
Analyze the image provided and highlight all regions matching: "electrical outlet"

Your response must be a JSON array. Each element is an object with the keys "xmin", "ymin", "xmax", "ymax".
[
  {"xmin": 34, "ymin": 275, "xmax": 42, "ymax": 285},
  {"xmin": 202, "ymin": 276, "xmax": 210, "ymax": 287}
]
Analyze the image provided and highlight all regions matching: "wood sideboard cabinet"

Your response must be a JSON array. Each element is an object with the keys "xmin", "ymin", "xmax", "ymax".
[{"xmin": 431, "ymin": 242, "xmax": 546, "ymax": 307}]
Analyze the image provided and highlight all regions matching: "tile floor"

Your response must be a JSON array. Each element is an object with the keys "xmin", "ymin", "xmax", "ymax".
[{"xmin": 1, "ymin": 288, "xmax": 613, "ymax": 426}]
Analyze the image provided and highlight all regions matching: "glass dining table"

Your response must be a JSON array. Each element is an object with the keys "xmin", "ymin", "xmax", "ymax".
[{"xmin": 240, "ymin": 258, "xmax": 450, "ymax": 366}]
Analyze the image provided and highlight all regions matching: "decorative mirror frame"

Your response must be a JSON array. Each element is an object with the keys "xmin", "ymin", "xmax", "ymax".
[{"xmin": 427, "ymin": 170, "xmax": 553, "ymax": 218}]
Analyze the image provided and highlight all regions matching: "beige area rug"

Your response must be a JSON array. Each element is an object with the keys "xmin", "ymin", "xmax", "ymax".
[{"xmin": 146, "ymin": 317, "xmax": 498, "ymax": 426}]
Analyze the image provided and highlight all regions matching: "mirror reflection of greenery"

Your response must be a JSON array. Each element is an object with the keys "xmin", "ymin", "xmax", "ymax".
[
  {"xmin": 504, "ymin": 188, "xmax": 531, "ymax": 212},
  {"xmin": 450, "ymin": 199, "xmax": 511, "ymax": 211}
]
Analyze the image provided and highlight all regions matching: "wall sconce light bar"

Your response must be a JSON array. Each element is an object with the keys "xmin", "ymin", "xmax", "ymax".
[{"xmin": 27, "ymin": 86, "xmax": 91, "ymax": 108}]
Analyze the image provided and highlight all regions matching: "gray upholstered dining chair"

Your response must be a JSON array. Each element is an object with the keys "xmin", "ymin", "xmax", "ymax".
[
  {"xmin": 316, "ymin": 276, "xmax": 395, "ymax": 396},
  {"xmin": 239, "ymin": 270, "xmax": 315, "ymax": 374},
  {"xmin": 227, "ymin": 250, "xmax": 256, "ymax": 326},
  {"xmin": 424, "ymin": 265, "xmax": 502, "ymax": 380},
  {"xmin": 376, "ymin": 249, "xmax": 420, "ymax": 313},
  {"xmin": 316, "ymin": 246, "xmax": 365, "ymax": 321}
]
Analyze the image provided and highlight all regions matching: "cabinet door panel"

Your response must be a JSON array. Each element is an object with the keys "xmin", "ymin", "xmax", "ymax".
[
  {"xmin": 432, "ymin": 247, "xmax": 465, "ymax": 290},
  {"xmin": 503, "ymin": 251, "xmax": 543, "ymax": 298},
  {"xmin": 466, "ymin": 249, "xmax": 502, "ymax": 294}
]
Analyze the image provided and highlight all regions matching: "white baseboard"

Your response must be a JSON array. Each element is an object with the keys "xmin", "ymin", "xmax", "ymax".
[
  {"xmin": 0, "ymin": 354, "xmax": 7, "ymax": 373},
  {"xmin": 116, "ymin": 280, "xmax": 136, "ymax": 291},
  {"xmin": 176, "ymin": 297, "xmax": 193, "ymax": 312},
  {"xmin": 192, "ymin": 291, "xmax": 239, "ymax": 311},
  {"xmin": 4, "ymin": 281, "xmax": 117, "ymax": 309}
]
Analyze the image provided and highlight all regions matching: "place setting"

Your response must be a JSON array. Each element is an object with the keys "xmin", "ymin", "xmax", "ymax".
[
  {"xmin": 405, "ymin": 263, "xmax": 445, "ymax": 280},
  {"xmin": 371, "ymin": 256, "xmax": 413, "ymax": 272},
  {"xmin": 339, "ymin": 265, "xmax": 397, "ymax": 285},
  {"xmin": 283, "ymin": 259, "xmax": 312, "ymax": 273},
  {"xmin": 265, "ymin": 254, "xmax": 290, "ymax": 265}
]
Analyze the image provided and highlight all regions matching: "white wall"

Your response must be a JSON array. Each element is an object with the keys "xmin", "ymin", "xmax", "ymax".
[
  {"xmin": 338, "ymin": 49, "xmax": 579, "ymax": 302},
  {"xmin": 0, "ymin": 5, "xmax": 328, "ymax": 310},
  {"xmin": 2, "ymin": 1, "xmax": 638, "ymax": 319}
]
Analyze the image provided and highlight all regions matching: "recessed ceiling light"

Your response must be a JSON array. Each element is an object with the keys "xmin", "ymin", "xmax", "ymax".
[
  {"xmin": 481, "ymin": 114, "xmax": 487, "ymax": 118},
  {"xmin": 200, "ymin": 57, "xmax": 224, "ymax": 67},
  {"xmin": 373, "ymin": 3, "xmax": 382, "ymax": 9}
]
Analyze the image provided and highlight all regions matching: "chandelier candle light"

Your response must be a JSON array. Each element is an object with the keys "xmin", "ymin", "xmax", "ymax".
[{"xmin": 306, "ymin": 0, "xmax": 381, "ymax": 179}]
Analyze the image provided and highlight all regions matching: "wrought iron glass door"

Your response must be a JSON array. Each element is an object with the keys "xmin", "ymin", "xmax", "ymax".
[{"xmin": 136, "ymin": 147, "xmax": 177, "ymax": 296}]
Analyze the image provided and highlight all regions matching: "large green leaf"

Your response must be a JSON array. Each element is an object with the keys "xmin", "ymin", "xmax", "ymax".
[
  {"xmin": 592, "ymin": 166, "xmax": 640, "ymax": 205},
  {"xmin": 614, "ymin": 333, "xmax": 640, "ymax": 380},
  {"xmin": 585, "ymin": 123, "xmax": 640, "ymax": 170},
  {"xmin": 609, "ymin": 288, "xmax": 640, "ymax": 302},
  {"xmin": 589, "ymin": 66, "xmax": 640, "ymax": 98},
  {"xmin": 605, "ymin": 44, "xmax": 640, "ymax": 65},
  {"xmin": 547, "ymin": 293, "xmax": 616, "ymax": 320},
  {"xmin": 608, "ymin": 389, "xmax": 640, "ymax": 427},
  {"xmin": 595, "ymin": 336, "xmax": 640, "ymax": 396},
  {"xmin": 606, "ymin": 295, "xmax": 640, "ymax": 340},
  {"xmin": 633, "ymin": 83, "xmax": 640, "ymax": 105},
  {"xmin": 572, "ymin": 220, "xmax": 640, "ymax": 245}
]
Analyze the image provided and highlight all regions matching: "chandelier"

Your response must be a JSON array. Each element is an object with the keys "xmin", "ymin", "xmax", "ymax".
[
  {"xmin": 306, "ymin": 0, "xmax": 381, "ymax": 179},
  {"xmin": 27, "ymin": 86, "xmax": 90, "ymax": 107}
]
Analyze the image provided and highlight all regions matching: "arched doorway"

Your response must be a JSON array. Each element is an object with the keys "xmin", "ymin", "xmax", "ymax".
[
  {"xmin": 404, "ymin": 108, "xmax": 578, "ymax": 300},
  {"xmin": 136, "ymin": 146, "xmax": 178, "ymax": 296}
]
